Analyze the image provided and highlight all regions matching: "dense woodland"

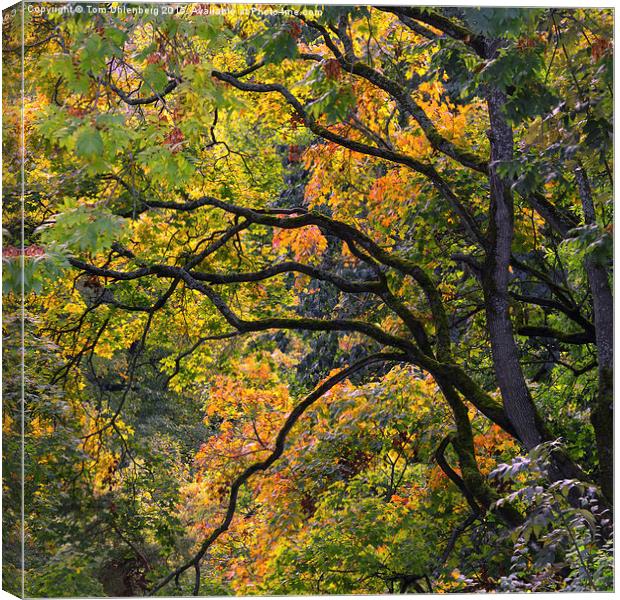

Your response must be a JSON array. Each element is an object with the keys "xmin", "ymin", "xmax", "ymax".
[{"xmin": 2, "ymin": 4, "xmax": 614, "ymax": 596}]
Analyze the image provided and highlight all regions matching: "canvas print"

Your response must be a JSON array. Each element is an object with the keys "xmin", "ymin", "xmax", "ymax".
[{"xmin": 2, "ymin": 2, "xmax": 614, "ymax": 596}]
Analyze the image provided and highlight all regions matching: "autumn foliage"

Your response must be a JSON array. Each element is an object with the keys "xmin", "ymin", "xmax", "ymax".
[{"xmin": 2, "ymin": 4, "xmax": 613, "ymax": 597}]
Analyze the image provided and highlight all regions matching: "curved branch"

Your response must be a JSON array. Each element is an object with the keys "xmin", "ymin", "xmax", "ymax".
[
  {"xmin": 178, "ymin": 270, "xmax": 416, "ymax": 353},
  {"xmin": 382, "ymin": 12, "xmax": 439, "ymax": 41},
  {"xmin": 143, "ymin": 195, "xmax": 461, "ymax": 347},
  {"xmin": 163, "ymin": 331, "xmax": 241, "ymax": 386},
  {"xmin": 379, "ymin": 7, "xmax": 486, "ymax": 56},
  {"xmin": 103, "ymin": 77, "xmax": 180, "ymax": 106},
  {"xmin": 434, "ymin": 435, "xmax": 483, "ymax": 515},
  {"xmin": 67, "ymin": 203, "xmax": 510, "ymax": 431},
  {"xmin": 81, "ymin": 278, "xmax": 180, "ymax": 439},
  {"xmin": 432, "ymin": 512, "xmax": 478, "ymax": 578},
  {"xmin": 190, "ymin": 261, "xmax": 382, "ymax": 293},
  {"xmin": 296, "ymin": 18, "xmax": 487, "ymax": 174},
  {"xmin": 68, "ymin": 258, "xmax": 155, "ymax": 280},
  {"xmin": 66, "ymin": 257, "xmax": 416, "ymax": 354},
  {"xmin": 212, "ymin": 70, "xmax": 431, "ymax": 171},
  {"xmin": 511, "ymin": 292, "xmax": 595, "ymax": 334},
  {"xmin": 211, "ymin": 70, "xmax": 487, "ymax": 247},
  {"xmin": 345, "ymin": 61, "xmax": 487, "ymax": 173},
  {"xmin": 148, "ymin": 351, "xmax": 408, "ymax": 595}
]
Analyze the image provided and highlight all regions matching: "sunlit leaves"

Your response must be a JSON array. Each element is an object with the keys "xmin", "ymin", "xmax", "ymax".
[
  {"xmin": 272, "ymin": 226, "xmax": 328, "ymax": 263},
  {"xmin": 136, "ymin": 144, "xmax": 195, "ymax": 186},
  {"xmin": 8, "ymin": 5, "xmax": 613, "ymax": 596},
  {"xmin": 40, "ymin": 202, "xmax": 126, "ymax": 253}
]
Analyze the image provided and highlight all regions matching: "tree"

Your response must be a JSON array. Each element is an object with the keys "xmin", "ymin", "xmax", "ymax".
[{"xmin": 3, "ymin": 5, "xmax": 612, "ymax": 595}]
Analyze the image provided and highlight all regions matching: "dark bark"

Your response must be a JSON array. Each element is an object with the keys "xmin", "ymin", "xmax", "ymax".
[
  {"xmin": 435, "ymin": 382, "xmax": 522, "ymax": 527},
  {"xmin": 482, "ymin": 83, "xmax": 591, "ymax": 489},
  {"xmin": 482, "ymin": 85, "xmax": 546, "ymax": 450},
  {"xmin": 380, "ymin": 7, "xmax": 487, "ymax": 56},
  {"xmin": 575, "ymin": 166, "xmax": 614, "ymax": 503},
  {"xmin": 517, "ymin": 325, "xmax": 595, "ymax": 345}
]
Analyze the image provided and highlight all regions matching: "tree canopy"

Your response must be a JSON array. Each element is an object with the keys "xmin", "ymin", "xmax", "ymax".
[{"xmin": 2, "ymin": 3, "xmax": 613, "ymax": 596}]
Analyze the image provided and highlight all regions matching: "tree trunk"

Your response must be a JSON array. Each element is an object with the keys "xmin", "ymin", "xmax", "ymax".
[
  {"xmin": 481, "ymin": 86, "xmax": 591, "ymax": 489},
  {"xmin": 482, "ymin": 86, "xmax": 546, "ymax": 450},
  {"xmin": 575, "ymin": 166, "xmax": 613, "ymax": 504}
]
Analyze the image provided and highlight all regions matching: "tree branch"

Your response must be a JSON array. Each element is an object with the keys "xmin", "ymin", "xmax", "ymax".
[
  {"xmin": 517, "ymin": 325, "xmax": 595, "ymax": 345},
  {"xmin": 379, "ymin": 8, "xmax": 486, "ymax": 56},
  {"xmin": 148, "ymin": 351, "xmax": 408, "ymax": 595}
]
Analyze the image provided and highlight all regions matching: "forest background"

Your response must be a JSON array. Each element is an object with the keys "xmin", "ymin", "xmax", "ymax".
[{"xmin": 1, "ymin": 2, "xmax": 615, "ymax": 596}]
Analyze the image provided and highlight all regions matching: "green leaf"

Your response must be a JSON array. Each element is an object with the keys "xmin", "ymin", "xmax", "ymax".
[
  {"xmin": 74, "ymin": 126, "xmax": 104, "ymax": 160},
  {"xmin": 104, "ymin": 26, "xmax": 127, "ymax": 48},
  {"xmin": 307, "ymin": 85, "xmax": 356, "ymax": 125},
  {"xmin": 48, "ymin": 53, "xmax": 75, "ymax": 79},
  {"xmin": 143, "ymin": 64, "xmax": 169, "ymax": 93},
  {"xmin": 79, "ymin": 34, "xmax": 106, "ymax": 73},
  {"xmin": 41, "ymin": 204, "xmax": 126, "ymax": 253},
  {"xmin": 463, "ymin": 8, "xmax": 544, "ymax": 39},
  {"xmin": 194, "ymin": 16, "xmax": 227, "ymax": 47},
  {"xmin": 260, "ymin": 30, "xmax": 298, "ymax": 65}
]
